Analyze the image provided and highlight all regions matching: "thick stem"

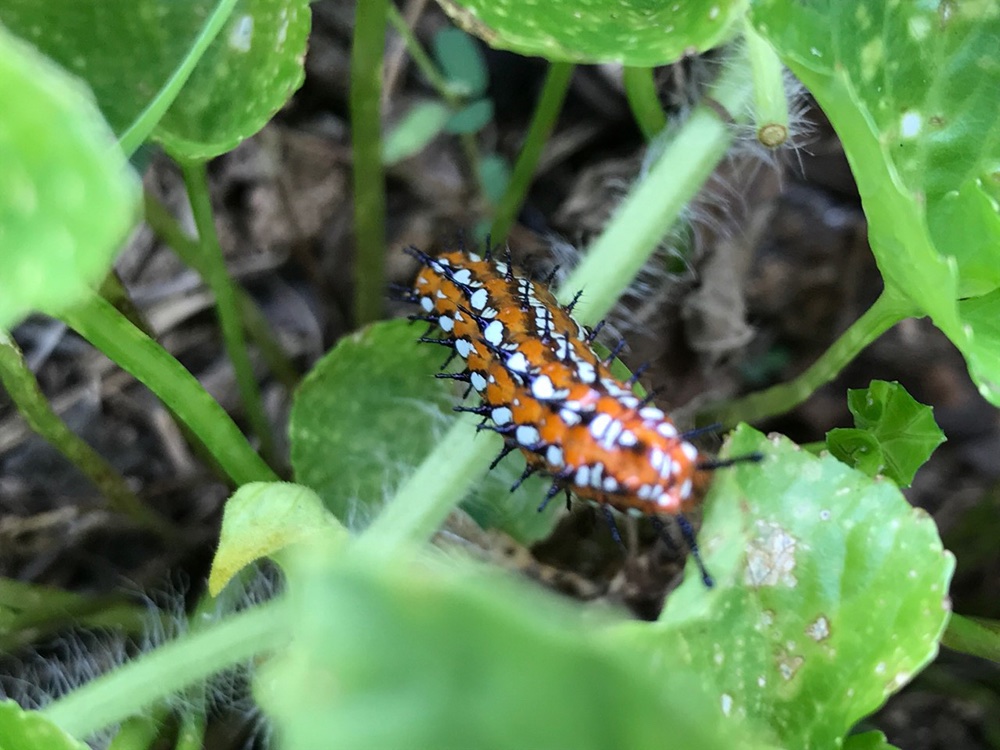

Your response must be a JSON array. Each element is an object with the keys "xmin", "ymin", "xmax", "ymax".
[
  {"xmin": 177, "ymin": 160, "xmax": 278, "ymax": 467},
  {"xmin": 622, "ymin": 66, "xmax": 667, "ymax": 140},
  {"xmin": 942, "ymin": 614, "xmax": 1000, "ymax": 664},
  {"xmin": 699, "ymin": 291, "xmax": 913, "ymax": 427},
  {"xmin": 59, "ymin": 294, "xmax": 277, "ymax": 486},
  {"xmin": 42, "ymin": 599, "xmax": 288, "ymax": 739},
  {"xmin": 489, "ymin": 61, "xmax": 574, "ymax": 243},
  {"xmin": 744, "ymin": 20, "xmax": 789, "ymax": 148},
  {"xmin": 350, "ymin": 0, "xmax": 390, "ymax": 326}
]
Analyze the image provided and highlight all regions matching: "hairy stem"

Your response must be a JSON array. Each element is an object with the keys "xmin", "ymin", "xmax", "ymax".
[{"xmin": 744, "ymin": 19, "xmax": 789, "ymax": 148}]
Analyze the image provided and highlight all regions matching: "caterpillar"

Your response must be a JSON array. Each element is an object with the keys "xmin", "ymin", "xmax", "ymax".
[{"xmin": 399, "ymin": 245, "xmax": 755, "ymax": 585}]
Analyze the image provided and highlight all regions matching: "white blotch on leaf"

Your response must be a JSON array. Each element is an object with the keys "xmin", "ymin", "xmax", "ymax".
[
  {"xmin": 806, "ymin": 616, "xmax": 831, "ymax": 642},
  {"xmin": 229, "ymin": 15, "xmax": 254, "ymax": 52},
  {"xmin": 720, "ymin": 693, "xmax": 733, "ymax": 716},
  {"xmin": 745, "ymin": 521, "xmax": 799, "ymax": 587}
]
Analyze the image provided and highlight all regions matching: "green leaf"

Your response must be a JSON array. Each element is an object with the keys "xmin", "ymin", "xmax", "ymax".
[
  {"xmin": 844, "ymin": 731, "xmax": 900, "ymax": 750},
  {"xmin": 0, "ymin": 25, "xmax": 139, "ymax": 329},
  {"xmin": 616, "ymin": 425, "xmax": 954, "ymax": 749},
  {"xmin": 829, "ymin": 381, "xmax": 946, "ymax": 487},
  {"xmin": 0, "ymin": 0, "xmax": 310, "ymax": 158},
  {"xmin": 382, "ymin": 101, "xmax": 451, "ymax": 165},
  {"xmin": 289, "ymin": 320, "xmax": 561, "ymax": 543},
  {"xmin": 477, "ymin": 152, "xmax": 510, "ymax": 205},
  {"xmin": 208, "ymin": 482, "xmax": 347, "ymax": 595},
  {"xmin": 257, "ymin": 549, "xmax": 753, "ymax": 750},
  {"xmin": 826, "ymin": 428, "xmax": 885, "ymax": 480},
  {"xmin": 443, "ymin": 98, "xmax": 494, "ymax": 134},
  {"xmin": 0, "ymin": 700, "xmax": 89, "ymax": 750},
  {"xmin": 437, "ymin": 0, "xmax": 746, "ymax": 66},
  {"xmin": 432, "ymin": 27, "xmax": 488, "ymax": 97},
  {"xmin": 750, "ymin": 0, "xmax": 1000, "ymax": 405}
]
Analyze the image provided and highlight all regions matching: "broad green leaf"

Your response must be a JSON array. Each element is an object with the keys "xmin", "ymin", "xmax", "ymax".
[
  {"xmin": 437, "ymin": 0, "xmax": 746, "ymax": 66},
  {"xmin": 831, "ymin": 381, "xmax": 946, "ymax": 487},
  {"xmin": 289, "ymin": 320, "xmax": 561, "ymax": 543},
  {"xmin": 844, "ymin": 731, "xmax": 900, "ymax": 750},
  {"xmin": 0, "ymin": 700, "xmax": 89, "ymax": 750},
  {"xmin": 443, "ymin": 98, "xmax": 494, "ymax": 135},
  {"xmin": 382, "ymin": 101, "xmax": 451, "ymax": 165},
  {"xmin": 209, "ymin": 481, "xmax": 347, "ymax": 595},
  {"xmin": 616, "ymin": 426, "xmax": 954, "ymax": 749},
  {"xmin": 0, "ymin": 0, "xmax": 310, "ymax": 159},
  {"xmin": 750, "ymin": 0, "xmax": 1000, "ymax": 405},
  {"xmin": 432, "ymin": 27, "xmax": 488, "ymax": 98},
  {"xmin": 257, "ymin": 549, "xmax": 753, "ymax": 750},
  {"xmin": 0, "ymin": 25, "xmax": 139, "ymax": 329}
]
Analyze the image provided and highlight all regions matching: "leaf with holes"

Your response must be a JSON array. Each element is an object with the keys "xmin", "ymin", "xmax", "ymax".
[
  {"xmin": 437, "ymin": 0, "xmax": 746, "ymax": 66},
  {"xmin": 614, "ymin": 425, "xmax": 954, "ymax": 749},
  {"xmin": 0, "ymin": 0, "xmax": 310, "ymax": 158},
  {"xmin": 750, "ymin": 0, "xmax": 1000, "ymax": 405},
  {"xmin": 0, "ymin": 25, "xmax": 139, "ymax": 330}
]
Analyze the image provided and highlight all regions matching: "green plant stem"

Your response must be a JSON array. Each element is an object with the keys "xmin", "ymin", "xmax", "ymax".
[
  {"xmin": 350, "ymin": 0, "xmax": 390, "ymax": 326},
  {"xmin": 698, "ymin": 291, "xmax": 913, "ymax": 427},
  {"xmin": 117, "ymin": 0, "xmax": 239, "ymax": 156},
  {"xmin": 107, "ymin": 714, "xmax": 162, "ymax": 750},
  {"xmin": 942, "ymin": 613, "xmax": 1000, "ymax": 664},
  {"xmin": 558, "ymin": 59, "xmax": 751, "ymax": 324},
  {"xmin": 744, "ymin": 19, "xmax": 789, "ymax": 148},
  {"xmin": 489, "ymin": 61, "xmax": 574, "ymax": 242},
  {"xmin": 143, "ymin": 190, "xmax": 299, "ymax": 391},
  {"xmin": 59, "ymin": 293, "xmax": 278, "ymax": 486},
  {"xmin": 176, "ymin": 160, "xmax": 279, "ymax": 468},
  {"xmin": 386, "ymin": 4, "xmax": 452, "ymax": 100},
  {"xmin": 361, "ymin": 59, "xmax": 754, "ymax": 553},
  {"xmin": 42, "ymin": 598, "xmax": 288, "ymax": 740},
  {"xmin": 0, "ymin": 330, "xmax": 172, "ymax": 535},
  {"xmin": 622, "ymin": 67, "xmax": 667, "ymax": 140}
]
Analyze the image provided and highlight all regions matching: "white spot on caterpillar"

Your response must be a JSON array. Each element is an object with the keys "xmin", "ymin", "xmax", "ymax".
[
  {"xmin": 420, "ymin": 297, "xmax": 434, "ymax": 312},
  {"xmin": 546, "ymin": 445, "xmax": 564, "ymax": 468},
  {"xmin": 639, "ymin": 407, "xmax": 664, "ymax": 421},
  {"xmin": 532, "ymin": 375, "xmax": 555, "ymax": 399},
  {"xmin": 483, "ymin": 320, "xmax": 504, "ymax": 346},
  {"xmin": 516, "ymin": 425, "xmax": 540, "ymax": 447},
  {"xmin": 656, "ymin": 422, "xmax": 677, "ymax": 438},
  {"xmin": 470, "ymin": 372, "xmax": 487, "ymax": 392},
  {"xmin": 575, "ymin": 466, "xmax": 590, "ymax": 486},
  {"xmin": 602, "ymin": 476, "xmax": 618, "ymax": 492},
  {"xmin": 507, "ymin": 352, "xmax": 530, "ymax": 373},
  {"xmin": 681, "ymin": 442, "xmax": 699, "ymax": 463},
  {"xmin": 454, "ymin": 339, "xmax": 473, "ymax": 358},
  {"xmin": 491, "ymin": 406, "xmax": 512, "ymax": 425},
  {"xmin": 452, "ymin": 268, "xmax": 472, "ymax": 285},
  {"xmin": 589, "ymin": 413, "xmax": 612, "ymax": 440},
  {"xmin": 469, "ymin": 287, "xmax": 489, "ymax": 310},
  {"xmin": 576, "ymin": 362, "xmax": 597, "ymax": 383},
  {"xmin": 679, "ymin": 478, "xmax": 692, "ymax": 498},
  {"xmin": 438, "ymin": 315, "xmax": 454, "ymax": 332},
  {"xmin": 619, "ymin": 430, "xmax": 638, "ymax": 447},
  {"xmin": 559, "ymin": 408, "xmax": 582, "ymax": 426}
]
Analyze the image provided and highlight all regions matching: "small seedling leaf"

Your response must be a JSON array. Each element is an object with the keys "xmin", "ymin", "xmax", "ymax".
[
  {"xmin": 257, "ymin": 550, "xmax": 755, "ymax": 750},
  {"xmin": 209, "ymin": 482, "xmax": 347, "ymax": 596},
  {"xmin": 830, "ymin": 380, "xmax": 946, "ymax": 487},
  {"xmin": 383, "ymin": 101, "xmax": 451, "ymax": 165},
  {"xmin": 289, "ymin": 320, "xmax": 561, "ymax": 543},
  {"xmin": 0, "ymin": 700, "xmax": 89, "ymax": 750},
  {"xmin": 616, "ymin": 425, "xmax": 954, "ymax": 749},
  {"xmin": 444, "ymin": 98, "xmax": 494, "ymax": 134},
  {"xmin": 826, "ymin": 428, "xmax": 885, "ymax": 480},
  {"xmin": 438, "ymin": 0, "xmax": 746, "ymax": 66},
  {"xmin": 0, "ymin": 26, "xmax": 139, "ymax": 330},
  {"xmin": 432, "ymin": 27, "xmax": 488, "ymax": 98}
]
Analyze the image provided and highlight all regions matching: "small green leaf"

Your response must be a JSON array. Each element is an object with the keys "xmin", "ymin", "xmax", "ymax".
[
  {"xmin": 444, "ymin": 98, "xmax": 494, "ymax": 134},
  {"xmin": 257, "ymin": 550, "xmax": 751, "ymax": 750},
  {"xmin": 432, "ymin": 27, "xmax": 487, "ymax": 97},
  {"xmin": 616, "ymin": 425, "xmax": 954, "ymax": 749},
  {"xmin": 289, "ymin": 320, "xmax": 560, "ymax": 543},
  {"xmin": 0, "ymin": 25, "xmax": 139, "ymax": 329},
  {"xmin": 438, "ymin": 0, "xmax": 746, "ymax": 66},
  {"xmin": 0, "ymin": 700, "xmax": 89, "ymax": 750},
  {"xmin": 477, "ymin": 152, "xmax": 511, "ymax": 205},
  {"xmin": 844, "ymin": 731, "xmax": 900, "ymax": 750},
  {"xmin": 830, "ymin": 381, "xmax": 946, "ymax": 487},
  {"xmin": 382, "ymin": 101, "xmax": 451, "ymax": 165},
  {"xmin": 826, "ymin": 428, "xmax": 885, "ymax": 479},
  {"xmin": 209, "ymin": 482, "xmax": 347, "ymax": 595}
]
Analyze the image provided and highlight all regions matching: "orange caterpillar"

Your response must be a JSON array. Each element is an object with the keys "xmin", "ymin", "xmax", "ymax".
[{"xmin": 402, "ymin": 246, "xmax": 754, "ymax": 584}]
